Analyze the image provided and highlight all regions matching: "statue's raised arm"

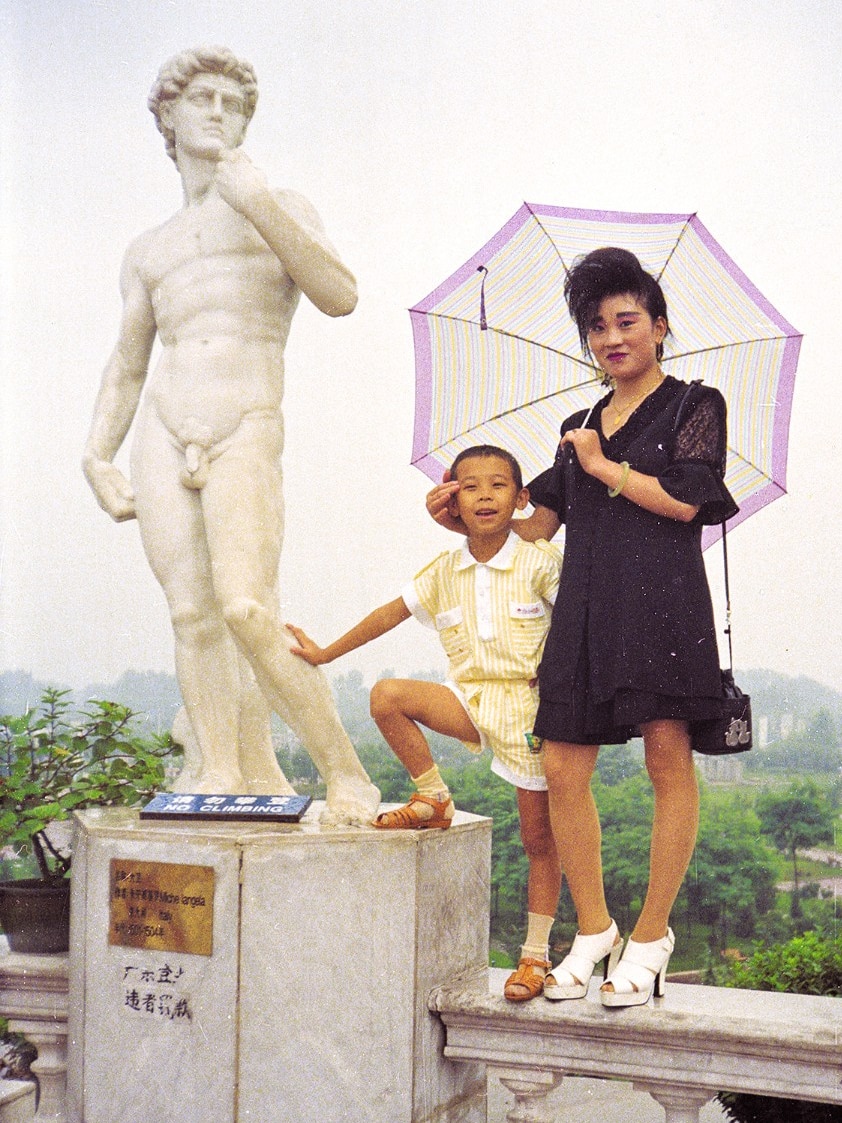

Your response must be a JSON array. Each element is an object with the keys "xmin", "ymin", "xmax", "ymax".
[{"xmin": 213, "ymin": 153, "xmax": 358, "ymax": 317}]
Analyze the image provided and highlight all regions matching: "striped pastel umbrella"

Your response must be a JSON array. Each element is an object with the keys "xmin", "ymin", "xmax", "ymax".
[{"xmin": 409, "ymin": 203, "xmax": 801, "ymax": 546}]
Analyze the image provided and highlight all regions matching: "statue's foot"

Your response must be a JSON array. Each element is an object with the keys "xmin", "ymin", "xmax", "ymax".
[
  {"xmin": 246, "ymin": 776, "xmax": 297, "ymax": 797},
  {"xmin": 190, "ymin": 769, "xmax": 248, "ymax": 795},
  {"xmin": 321, "ymin": 776, "xmax": 381, "ymax": 826},
  {"xmin": 170, "ymin": 767, "xmax": 201, "ymax": 794}
]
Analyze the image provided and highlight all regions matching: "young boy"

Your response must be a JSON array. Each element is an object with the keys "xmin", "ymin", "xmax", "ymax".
[{"xmin": 288, "ymin": 445, "xmax": 562, "ymax": 1001}]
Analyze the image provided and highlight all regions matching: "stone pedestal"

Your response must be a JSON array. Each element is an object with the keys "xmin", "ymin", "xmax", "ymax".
[{"xmin": 67, "ymin": 805, "xmax": 490, "ymax": 1123}]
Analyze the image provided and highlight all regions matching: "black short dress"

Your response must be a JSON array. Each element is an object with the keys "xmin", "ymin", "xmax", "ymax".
[{"xmin": 528, "ymin": 376, "xmax": 738, "ymax": 746}]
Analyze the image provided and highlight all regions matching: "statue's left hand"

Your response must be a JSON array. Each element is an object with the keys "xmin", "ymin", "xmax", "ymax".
[{"xmin": 214, "ymin": 149, "xmax": 270, "ymax": 216}]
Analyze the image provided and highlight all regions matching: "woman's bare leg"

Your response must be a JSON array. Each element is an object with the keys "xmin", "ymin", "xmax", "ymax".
[
  {"xmin": 633, "ymin": 719, "xmax": 699, "ymax": 942},
  {"xmin": 542, "ymin": 741, "xmax": 610, "ymax": 935}
]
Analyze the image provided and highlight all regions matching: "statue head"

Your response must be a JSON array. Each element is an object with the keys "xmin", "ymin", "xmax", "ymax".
[{"xmin": 148, "ymin": 47, "xmax": 259, "ymax": 162}]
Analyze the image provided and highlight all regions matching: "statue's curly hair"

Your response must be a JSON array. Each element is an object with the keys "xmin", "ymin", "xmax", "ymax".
[{"xmin": 148, "ymin": 46, "xmax": 258, "ymax": 162}]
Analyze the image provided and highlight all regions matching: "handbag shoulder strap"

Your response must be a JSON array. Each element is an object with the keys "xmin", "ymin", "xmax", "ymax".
[
  {"xmin": 721, "ymin": 521, "xmax": 734, "ymax": 673},
  {"xmin": 675, "ymin": 379, "xmax": 734, "ymax": 672}
]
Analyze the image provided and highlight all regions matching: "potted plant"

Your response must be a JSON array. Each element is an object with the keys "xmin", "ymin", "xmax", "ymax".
[{"xmin": 0, "ymin": 688, "xmax": 173, "ymax": 953}]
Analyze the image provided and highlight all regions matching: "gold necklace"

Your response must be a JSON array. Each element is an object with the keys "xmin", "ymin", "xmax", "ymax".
[{"xmin": 608, "ymin": 371, "xmax": 664, "ymax": 421}]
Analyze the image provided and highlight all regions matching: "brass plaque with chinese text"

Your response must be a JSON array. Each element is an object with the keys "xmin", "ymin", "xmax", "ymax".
[{"xmin": 109, "ymin": 860, "xmax": 214, "ymax": 956}]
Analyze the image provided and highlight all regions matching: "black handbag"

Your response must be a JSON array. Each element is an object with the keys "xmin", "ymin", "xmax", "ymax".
[{"xmin": 691, "ymin": 523, "xmax": 753, "ymax": 755}]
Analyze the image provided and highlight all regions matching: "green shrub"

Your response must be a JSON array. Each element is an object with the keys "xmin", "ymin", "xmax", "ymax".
[{"xmin": 717, "ymin": 931, "xmax": 842, "ymax": 1122}]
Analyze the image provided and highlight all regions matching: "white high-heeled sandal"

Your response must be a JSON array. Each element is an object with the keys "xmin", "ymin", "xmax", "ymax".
[
  {"xmin": 600, "ymin": 927, "xmax": 675, "ymax": 1007},
  {"xmin": 543, "ymin": 920, "xmax": 623, "ymax": 1001}
]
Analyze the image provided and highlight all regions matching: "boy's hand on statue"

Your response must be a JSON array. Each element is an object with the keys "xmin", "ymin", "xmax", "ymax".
[
  {"xmin": 83, "ymin": 458, "xmax": 137, "ymax": 523},
  {"xmin": 426, "ymin": 472, "xmax": 465, "ymax": 534},
  {"xmin": 214, "ymin": 149, "xmax": 269, "ymax": 215},
  {"xmin": 286, "ymin": 624, "xmax": 326, "ymax": 665}
]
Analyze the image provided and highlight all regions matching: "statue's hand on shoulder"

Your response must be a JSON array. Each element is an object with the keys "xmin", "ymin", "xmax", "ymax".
[
  {"xmin": 213, "ymin": 149, "xmax": 270, "ymax": 218},
  {"xmin": 82, "ymin": 456, "xmax": 137, "ymax": 523}
]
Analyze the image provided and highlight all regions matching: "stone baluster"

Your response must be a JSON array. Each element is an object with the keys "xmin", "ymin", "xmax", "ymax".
[
  {"xmin": 0, "ymin": 949, "xmax": 68, "ymax": 1123},
  {"xmin": 634, "ymin": 1083, "xmax": 715, "ymax": 1123},
  {"xmin": 494, "ymin": 1067, "xmax": 563, "ymax": 1123}
]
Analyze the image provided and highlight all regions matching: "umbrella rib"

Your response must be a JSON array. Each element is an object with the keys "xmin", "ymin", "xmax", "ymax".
[
  {"xmin": 420, "ymin": 375, "xmax": 605, "ymax": 460},
  {"xmin": 417, "ymin": 310, "xmax": 590, "ymax": 363},
  {"xmin": 656, "ymin": 215, "xmax": 696, "ymax": 282},
  {"xmin": 664, "ymin": 335, "xmax": 797, "ymax": 361},
  {"xmin": 527, "ymin": 205, "xmax": 575, "ymax": 279}
]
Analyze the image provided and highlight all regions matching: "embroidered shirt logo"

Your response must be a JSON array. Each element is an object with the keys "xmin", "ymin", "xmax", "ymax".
[{"xmin": 510, "ymin": 602, "xmax": 544, "ymax": 619}]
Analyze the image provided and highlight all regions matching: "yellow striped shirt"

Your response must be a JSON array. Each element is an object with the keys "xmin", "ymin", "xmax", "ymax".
[{"xmin": 401, "ymin": 532, "xmax": 562, "ymax": 785}]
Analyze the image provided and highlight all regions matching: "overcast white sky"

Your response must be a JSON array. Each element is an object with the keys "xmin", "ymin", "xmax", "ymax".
[{"xmin": 1, "ymin": 0, "xmax": 840, "ymax": 696}]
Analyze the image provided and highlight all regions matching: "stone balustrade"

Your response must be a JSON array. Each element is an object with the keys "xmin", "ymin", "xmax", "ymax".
[
  {"xmin": 430, "ymin": 967, "xmax": 842, "ymax": 1122},
  {"xmin": 0, "ymin": 901, "xmax": 840, "ymax": 1122},
  {"xmin": 0, "ymin": 947, "xmax": 68, "ymax": 1122}
]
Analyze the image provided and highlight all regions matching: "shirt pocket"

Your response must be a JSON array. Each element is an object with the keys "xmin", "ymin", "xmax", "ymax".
[
  {"xmin": 509, "ymin": 602, "xmax": 548, "ymax": 661},
  {"xmin": 435, "ymin": 606, "xmax": 470, "ymax": 660}
]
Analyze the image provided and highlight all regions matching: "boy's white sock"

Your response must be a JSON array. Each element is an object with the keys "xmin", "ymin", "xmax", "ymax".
[
  {"xmin": 522, "ymin": 912, "xmax": 554, "ymax": 966},
  {"xmin": 412, "ymin": 764, "xmax": 450, "ymax": 802},
  {"xmin": 408, "ymin": 765, "xmax": 454, "ymax": 823}
]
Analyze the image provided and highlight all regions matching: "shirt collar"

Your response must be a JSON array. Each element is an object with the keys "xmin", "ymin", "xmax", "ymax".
[{"xmin": 456, "ymin": 530, "xmax": 520, "ymax": 571}]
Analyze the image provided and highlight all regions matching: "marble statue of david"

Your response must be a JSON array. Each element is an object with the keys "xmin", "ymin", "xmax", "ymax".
[{"xmin": 83, "ymin": 47, "xmax": 380, "ymax": 823}]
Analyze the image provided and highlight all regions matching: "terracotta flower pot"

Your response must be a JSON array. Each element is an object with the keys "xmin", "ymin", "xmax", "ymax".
[{"xmin": 0, "ymin": 878, "xmax": 71, "ymax": 954}]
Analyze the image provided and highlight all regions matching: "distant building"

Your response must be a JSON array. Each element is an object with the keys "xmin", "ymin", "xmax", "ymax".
[{"xmin": 697, "ymin": 755, "xmax": 744, "ymax": 783}]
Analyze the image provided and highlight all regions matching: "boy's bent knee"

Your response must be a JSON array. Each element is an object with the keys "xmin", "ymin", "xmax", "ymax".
[{"xmin": 369, "ymin": 678, "xmax": 403, "ymax": 721}]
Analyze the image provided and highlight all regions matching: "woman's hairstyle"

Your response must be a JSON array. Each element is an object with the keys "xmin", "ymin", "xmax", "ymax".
[
  {"xmin": 148, "ymin": 46, "xmax": 259, "ymax": 162},
  {"xmin": 450, "ymin": 445, "xmax": 523, "ymax": 492},
  {"xmin": 563, "ymin": 247, "xmax": 670, "ymax": 362}
]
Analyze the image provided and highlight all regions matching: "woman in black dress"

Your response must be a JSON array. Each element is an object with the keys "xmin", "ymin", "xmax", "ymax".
[{"xmin": 428, "ymin": 248, "xmax": 736, "ymax": 1006}]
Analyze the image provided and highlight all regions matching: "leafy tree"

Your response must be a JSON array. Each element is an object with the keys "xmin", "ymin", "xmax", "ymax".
[
  {"xmin": 684, "ymin": 792, "xmax": 778, "ymax": 942},
  {"xmin": 594, "ymin": 775, "xmax": 654, "ymax": 934},
  {"xmin": 757, "ymin": 781, "xmax": 834, "ymax": 912},
  {"xmin": 595, "ymin": 742, "xmax": 646, "ymax": 786},
  {"xmin": 444, "ymin": 758, "xmax": 555, "ymax": 956},
  {"xmin": 290, "ymin": 746, "xmax": 319, "ymax": 785},
  {"xmin": 355, "ymin": 741, "xmax": 412, "ymax": 803},
  {"xmin": 332, "ymin": 670, "xmax": 376, "ymax": 742}
]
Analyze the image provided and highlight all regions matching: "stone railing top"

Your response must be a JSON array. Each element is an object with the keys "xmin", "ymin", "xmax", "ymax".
[
  {"xmin": 0, "ymin": 944, "xmax": 69, "ymax": 985},
  {"xmin": 430, "ymin": 968, "xmax": 842, "ymax": 1105},
  {"xmin": 75, "ymin": 804, "xmax": 490, "ymax": 845}
]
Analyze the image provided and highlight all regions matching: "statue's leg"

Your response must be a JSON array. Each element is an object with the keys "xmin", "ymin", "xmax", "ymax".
[
  {"xmin": 169, "ymin": 657, "xmax": 296, "ymax": 795},
  {"xmin": 200, "ymin": 423, "xmax": 380, "ymax": 824},
  {"xmin": 130, "ymin": 410, "xmax": 246, "ymax": 794},
  {"xmin": 169, "ymin": 704, "xmax": 202, "ymax": 792},
  {"xmin": 233, "ymin": 650, "xmax": 296, "ymax": 795}
]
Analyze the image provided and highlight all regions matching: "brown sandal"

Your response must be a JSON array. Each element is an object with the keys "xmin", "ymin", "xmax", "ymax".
[
  {"xmin": 372, "ymin": 793, "xmax": 454, "ymax": 830},
  {"xmin": 504, "ymin": 956, "xmax": 551, "ymax": 1002}
]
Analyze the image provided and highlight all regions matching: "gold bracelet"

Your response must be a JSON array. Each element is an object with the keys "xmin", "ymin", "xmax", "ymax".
[{"xmin": 608, "ymin": 461, "xmax": 630, "ymax": 498}]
